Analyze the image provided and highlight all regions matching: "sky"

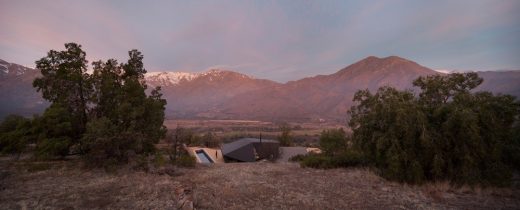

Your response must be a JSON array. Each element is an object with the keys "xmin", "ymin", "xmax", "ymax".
[{"xmin": 1, "ymin": 0, "xmax": 519, "ymax": 82}]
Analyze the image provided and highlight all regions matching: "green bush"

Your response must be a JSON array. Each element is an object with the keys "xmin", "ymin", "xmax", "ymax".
[
  {"xmin": 35, "ymin": 137, "xmax": 72, "ymax": 158},
  {"xmin": 33, "ymin": 104, "xmax": 75, "ymax": 158},
  {"xmin": 277, "ymin": 123, "xmax": 293, "ymax": 146},
  {"xmin": 299, "ymin": 151, "xmax": 367, "ymax": 169},
  {"xmin": 319, "ymin": 128, "xmax": 347, "ymax": 156},
  {"xmin": 0, "ymin": 115, "xmax": 33, "ymax": 155}
]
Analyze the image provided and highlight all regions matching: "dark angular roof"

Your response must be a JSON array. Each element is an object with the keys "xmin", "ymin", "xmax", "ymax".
[{"xmin": 222, "ymin": 138, "xmax": 279, "ymax": 162}]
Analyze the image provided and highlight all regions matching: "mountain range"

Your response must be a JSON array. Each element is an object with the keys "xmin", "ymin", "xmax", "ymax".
[{"xmin": 1, "ymin": 56, "xmax": 519, "ymax": 122}]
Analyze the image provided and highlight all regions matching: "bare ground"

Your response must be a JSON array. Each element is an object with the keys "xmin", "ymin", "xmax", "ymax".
[{"xmin": 1, "ymin": 159, "xmax": 519, "ymax": 210}]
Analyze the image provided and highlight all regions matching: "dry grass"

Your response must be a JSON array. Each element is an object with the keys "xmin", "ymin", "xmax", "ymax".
[
  {"xmin": 176, "ymin": 163, "xmax": 520, "ymax": 210},
  {"xmin": 0, "ymin": 159, "xmax": 184, "ymax": 209},
  {"xmin": 1, "ymin": 158, "xmax": 519, "ymax": 210}
]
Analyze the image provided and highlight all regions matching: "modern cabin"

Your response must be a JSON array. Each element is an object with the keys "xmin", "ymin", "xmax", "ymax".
[{"xmin": 221, "ymin": 138, "xmax": 279, "ymax": 162}]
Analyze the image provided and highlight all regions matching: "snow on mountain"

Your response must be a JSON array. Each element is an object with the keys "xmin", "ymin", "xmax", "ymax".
[
  {"xmin": 0, "ymin": 63, "xmax": 8, "ymax": 74},
  {"xmin": 434, "ymin": 69, "xmax": 452, "ymax": 74},
  {"xmin": 144, "ymin": 69, "xmax": 252, "ymax": 87},
  {"xmin": 145, "ymin": 71, "xmax": 199, "ymax": 86},
  {"xmin": 0, "ymin": 59, "xmax": 34, "ymax": 77}
]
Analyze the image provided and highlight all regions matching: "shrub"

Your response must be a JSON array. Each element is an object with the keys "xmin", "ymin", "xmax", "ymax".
[
  {"xmin": 176, "ymin": 154, "xmax": 196, "ymax": 168},
  {"xmin": 153, "ymin": 152, "xmax": 167, "ymax": 167},
  {"xmin": 81, "ymin": 117, "xmax": 133, "ymax": 165},
  {"xmin": 277, "ymin": 123, "xmax": 293, "ymax": 146},
  {"xmin": 299, "ymin": 151, "xmax": 367, "ymax": 169},
  {"xmin": 33, "ymin": 104, "xmax": 75, "ymax": 158},
  {"xmin": 0, "ymin": 115, "xmax": 33, "ymax": 155},
  {"xmin": 319, "ymin": 128, "xmax": 347, "ymax": 156},
  {"xmin": 288, "ymin": 154, "xmax": 307, "ymax": 162}
]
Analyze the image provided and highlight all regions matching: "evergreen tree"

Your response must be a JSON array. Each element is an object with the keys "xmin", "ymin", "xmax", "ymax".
[
  {"xmin": 33, "ymin": 43, "xmax": 92, "ymax": 141},
  {"xmin": 83, "ymin": 49, "xmax": 166, "ymax": 163},
  {"xmin": 31, "ymin": 43, "xmax": 167, "ymax": 163}
]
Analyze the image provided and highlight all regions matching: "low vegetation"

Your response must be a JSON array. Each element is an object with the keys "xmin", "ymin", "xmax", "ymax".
[
  {"xmin": 298, "ymin": 73, "xmax": 520, "ymax": 186},
  {"xmin": 277, "ymin": 123, "xmax": 293, "ymax": 146}
]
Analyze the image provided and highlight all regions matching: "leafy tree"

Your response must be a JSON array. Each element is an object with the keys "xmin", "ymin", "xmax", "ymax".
[
  {"xmin": 91, "ymin": 59, "xmax": 122, "ymax": 119},
  {"xmin": 31, "ymin": 43, "xmax": 167, "ymax": 163},
  {"xmin": 278, "ymin": 123, "xmax": 293, "ymax": 146},
  {"xmin": 82, "ymin": 49, "xmax": 167, "ymax": 162},
  {"xmin": 33, "ymin": 43, "xmax": 92, "ymax": 142},
  {"xmin": 348, "ymin": 73, "xmax": 519, "ymax": 186},
  {"xmin": 349, "ymin": 87, "xmax": 431, "ymax": 183}
]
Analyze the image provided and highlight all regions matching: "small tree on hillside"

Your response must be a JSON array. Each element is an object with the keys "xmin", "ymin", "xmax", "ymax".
[
  {"xmin": 166, "ymin": 126, "xmax": 194, "ymax": 162},
  {"xmin": 202, "ymin": 131, "xmax": 221, "ymax": 148}
]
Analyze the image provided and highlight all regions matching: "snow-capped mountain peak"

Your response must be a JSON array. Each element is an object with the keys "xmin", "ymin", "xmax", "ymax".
[
  {"xmin": 145, "ymin": 69, "xmax": 252, "ymax": 86},
  {"xmin": 144, "ymin": 71, "xmax": 199, "ymax": 86},
  {"xmin": 0, "ymin": 59, "xmax": 34, "ymax": 77}
]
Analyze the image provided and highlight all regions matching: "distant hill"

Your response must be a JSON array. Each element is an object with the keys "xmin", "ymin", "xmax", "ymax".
[
  {"xmin": 148, "ymin": 69, "xmax": 280, "ymax": 119},
  {"xmin": 1, "ymin": 57, "xmax": 519, "ymax": 121},
  {"xmin": 216, "ymin": 56, "xmax": 438, "ymax": 121},
  {"xmin": 0, "ymin": 59, "xmax": 48, "ymax": 118}
]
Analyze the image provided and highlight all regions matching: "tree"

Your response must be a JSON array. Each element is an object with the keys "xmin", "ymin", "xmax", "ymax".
[
  {"xmin": 278, "ymin": 123, "xmax": 293, "ymax": 146},
  {"xmin": 33, "ymin": 43, "xmax": 92, "ymax": 141},
  {"xmin": 91, "ymin": 59, "xmax": 122, "ymax": 119},
  {"xmin": 82, "ymin": 49, "xmax": 167, "ymax": 163},
  {"xmin": 31, "ymin": 43, "xmax": 167, "ymax": 163},
  {"xmin": 349, "ymin": 87, "xmax": 431, "ymax": 183},
  {"xmin": 166, "ymin": 126, "xmax": 195, "ymax": 162},
  {"xmin": 348, "ymin": 73, "xmax": 519, "ymax": 185}
]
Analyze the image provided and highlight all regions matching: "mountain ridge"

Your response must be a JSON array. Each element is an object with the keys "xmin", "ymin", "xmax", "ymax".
[{"xmin": 1, "ymin": 56, "xmax": 519, "ymax": 121}]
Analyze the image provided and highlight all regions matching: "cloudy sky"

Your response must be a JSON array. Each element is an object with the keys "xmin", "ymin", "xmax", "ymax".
[{"xmin": 1, "ymin": 0, "xmax": 519, "ymax": 82}]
